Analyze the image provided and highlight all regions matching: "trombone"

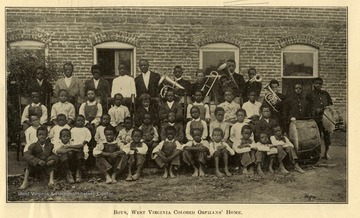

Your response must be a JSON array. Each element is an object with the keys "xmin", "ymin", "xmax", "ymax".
[
  {"xmin": 200, "ymin": 71, "xmax": 220, "ymax": 97},
  {"xmin": 264, "ymin": 83, "xmax": 282, "ymax": 112},
  {"xmin": 249, "ymin": 74, "xmax": 262, "ymax": 83}
]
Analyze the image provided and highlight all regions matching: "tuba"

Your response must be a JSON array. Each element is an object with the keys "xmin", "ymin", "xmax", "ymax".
[
  {"xmin": 158, "ymin": 74, "xmax": 185, "ymax": 98},
  {"xmin": 264, "ymin": 83, "xmax": 282, "ymax": 112},
  {"xmin": 217, "ymin": 62, "xmax": 240, "ymax": 92}
]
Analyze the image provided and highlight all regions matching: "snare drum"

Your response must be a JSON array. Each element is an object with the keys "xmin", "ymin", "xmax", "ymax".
[
  {"xmin": 322, "ymin": 106, "xmax": 343, "ymax": 132},
  {"xmin": 288, "ymin": 119, "xmax": 321, "ymax": 164}
]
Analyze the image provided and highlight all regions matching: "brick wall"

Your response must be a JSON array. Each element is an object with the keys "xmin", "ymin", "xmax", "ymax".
[{"xmin": 6, "ymin": 7, "xmax": 347, "ymax": 113}]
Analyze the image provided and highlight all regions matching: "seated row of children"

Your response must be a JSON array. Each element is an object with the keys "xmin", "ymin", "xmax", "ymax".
[{"xmin": 19, "ymin": 97, "xmax": 304, "ymax": 189}]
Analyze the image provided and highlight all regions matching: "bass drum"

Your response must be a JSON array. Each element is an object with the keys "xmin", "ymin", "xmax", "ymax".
[{"xmin": 288, "ymin": 119, "xmax": 321, "ymax": 164}]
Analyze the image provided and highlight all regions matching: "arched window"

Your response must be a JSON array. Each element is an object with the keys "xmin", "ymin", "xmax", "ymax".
[
  {"xmin": 93, "ymin": 42, "xmax": 136, "ymax": 78},
  {"xmin": 281, "ymin": 45, "xmax": 319, "ymax": 95},
  {"xmin": 9, "ymin": 40, "xmax": 47, "ymax": 56},
  {"xmin": 281, "ymin": 44, "xmax": 318, "ymax": 78},
  {"xmin": 199, "ymin": 43, "xmax": 240, "ymax": 74}
]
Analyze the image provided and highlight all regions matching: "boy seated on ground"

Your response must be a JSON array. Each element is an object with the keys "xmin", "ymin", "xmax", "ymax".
[
  {"xmin": 254, "ymin": 132, "xmax": 278, "ymax": 176},
  {"xmin": 125, "ymin": 128, "xmax": 148, "ymax": 181},
  {"xmin": 208, "ymin": 128, "xmax": 235, "ymax": 177},
  {"xmin": 93, "ymin": 126, "xmax": 128, "ymax": 184},
  {"xmin": 152, "ymin": 126, "xmax": 182, "ymax": 179},
  {"xmin": 182, "ymin": 128, "xmax": 210, "ymax": 177},
  {"xmin": 270, "ymin": 125, "xmax": 305, "ymax": 174},
  {"xmin": 233, "ymin": 125, "xmax": 257, "ymax": 175},
  {"xmin": 19, "ymin": 126, "xmax": 59, "ymax": 189},
  {"xmin": 53, "ymin": 129, "xmax": 86, "ymax": 183}
]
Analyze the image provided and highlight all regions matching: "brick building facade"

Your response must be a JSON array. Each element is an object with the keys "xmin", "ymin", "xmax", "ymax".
[{"xmin": 6, "ymin": 7, "xmax": 347, "ymax": 112}]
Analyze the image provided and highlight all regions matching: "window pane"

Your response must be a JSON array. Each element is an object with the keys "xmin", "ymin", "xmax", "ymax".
[
  {"xmin": 203, "ymin": 51, "xmax": 234, "ymax": 74},
  {"xmin": 283, "ymin": 52, "xmax": 314, "ymax": 77},
  {"xmin": 115, "ymin": 50, "xmax": 132, "ymax": 76},
  {"xmin": 97, "ymin": 49, "xmax": 115, "ymax": 77}
]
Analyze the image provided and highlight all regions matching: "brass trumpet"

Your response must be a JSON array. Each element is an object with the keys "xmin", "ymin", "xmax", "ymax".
[
  {"xmin": 158, "ymin": 74, "xmax": 185, "ymax": 98},
  {"xmin": 249, "ymin": 74, "xmax": 262, "ymax": 83},
  {"xmin": 200, "ymin": 71, "xmax": 220, "ymax": 97},
  {"xmin": 264, "ymin": 83, "xmax": 282, "ymax": 112}
]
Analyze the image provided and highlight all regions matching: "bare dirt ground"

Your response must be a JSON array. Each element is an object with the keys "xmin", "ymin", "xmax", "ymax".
[{"xmin": 7, "ymin": 131, "xmax": 347, "ymax": 203}]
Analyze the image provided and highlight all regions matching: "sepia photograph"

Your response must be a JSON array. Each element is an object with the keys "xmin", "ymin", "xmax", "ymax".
[{"xmin": 5, "ymin": 3, "xmax": 348, "ymax": 206}]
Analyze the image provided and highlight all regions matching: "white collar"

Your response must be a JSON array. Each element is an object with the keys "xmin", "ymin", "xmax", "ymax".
[
  {"xmin": 64, "ymin": 76, "xmax": 73, "ymax": 80},
  {"xmin": 168, "ymin": 122, "xmax": 175, "ymax": 126},
  {"xmin": 192, "ymin": 118, "xmax": 201, "ymax": 122},
  {"xmin": 165, "ymin": 138, "xmax": 175, "ymax": 142},
  {"xmin": 193, "ymin": 102, "xmax": 204, "ymax": 106},
  {"xmin": 31, "ymin": 102, "xmax": 41, "ymax": 106},
  {"xmin": 86, "ymin": 100, "xmax": 97, "ymax": 105}
]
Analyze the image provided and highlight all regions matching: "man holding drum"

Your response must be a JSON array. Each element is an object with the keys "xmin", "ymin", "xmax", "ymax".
[{"xmin": 306, "ymin": 78, "xmax": 333, "ymax": 159}]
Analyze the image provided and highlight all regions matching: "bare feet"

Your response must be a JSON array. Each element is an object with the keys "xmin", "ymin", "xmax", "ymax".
[
  {"xmin": 48, "ymin": 180, "xmax": 55, "ymax": 187},
  {"xmin": 279, "ymin": 167, "xmax": 289, "ymax": 175},
  {"xmin": 249, "ymin": 166, "xmax": 255, "ymax": 175},
  {"xmin": 162, "ymin": 170, "xmax": 168, "ymax": 179},
  {"xmin": 125, "ymin": 175, "xmax": 133, "ymax": 181},
  {"xmin": 132, "ymin": 173, "xmax": 140, "ymax": 180},
  {"xmin": 192, "ymin": 168, "xmax": 199, "ymax": 177},
  {"xmin": 323, "ymin": 152, "xmax": 331, "ymax": 160},
  {"xmin": 294, "ymin": 164, "xmax": 305, "ymax": 174},
  {"xmin": 66, "ymin": 171, "xmax": 75, "ymax": 184},
  {"xmin": 105, "ymin": 174, "xmax": 112, "ymax": 184},
  {"xmin": 169, "ymin": 170, "xmax": 176, "ymax": 179},
  {"xmin": 224, "ymin": 169, "xmax": 232, "ymax": 177},
  {"xmin": 215, "ymin": 170, "xmax": 224, "ymax": 178},
  {"xmin": 111, "ymin": 173, "xmax": 117, "ymax": 183},
  {"xmin": 242, "ymin": 168, "xmax": 250, "ymax": 175},
  {"xmin": 199, "ymin": 168, "xmax": 205, "ymax": 177},
  {"xmin": 19, "ymin": 182, "xmax": 29, "ymax": 190},
  {"xmin": 257, "ymin": 168, "xmax": 265, "ymax": 177},
  {"xmin": 75, "ymin": 170, "xmax": 82, "ymax": 183},
  {"xmin": 269, "ymin": 167, "xmax": 274, "ymax": 174}
]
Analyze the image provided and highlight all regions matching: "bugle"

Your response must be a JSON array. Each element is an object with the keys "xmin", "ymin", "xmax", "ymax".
[{"xmin": 264, "ymin": 83, "xmax": 282, "ymax": 112}]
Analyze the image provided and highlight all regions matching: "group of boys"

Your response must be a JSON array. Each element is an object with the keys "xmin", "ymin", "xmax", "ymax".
[{"xmin": 18, "ymin": 59, "xmax": 333, "ymax": 189}]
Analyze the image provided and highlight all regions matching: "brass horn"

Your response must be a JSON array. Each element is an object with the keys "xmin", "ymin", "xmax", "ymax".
[
  {"xmin": 159, "ymin": 74, "xmax": 185, "ymax": 98},
  {"xmin": 200, "ymin": 71, "xmax": 220, "ymax": 97},
  {"xmin": 249, "ymin": 74, "xmax": 262, "ymax": 83},
  {"xmin": 264, "ymin": 83, "xmax": 282, "ymax": 112}
]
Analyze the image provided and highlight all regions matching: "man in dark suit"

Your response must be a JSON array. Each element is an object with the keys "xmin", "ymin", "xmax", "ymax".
[
  {"xmin": 218, "ymin": 59, "xmax": 246, "ymax": 103},
  {"xmin": 135, "ymin": 59, "xmax": 161, "ymax": 98},
  {"xmin": 172, "ymin": 65, "xmax": 192, "ymax": 97},
  {"xmin": 84, "ymin": 65, "xmax": 111, "ymax": 110},
  {"xmin": 26, "ymin": 66, "xmax": 53, "ymax": 106}
]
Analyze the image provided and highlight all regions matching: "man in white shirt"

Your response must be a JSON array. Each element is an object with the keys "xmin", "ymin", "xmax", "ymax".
[{"xmin": 111, "ymin": 62, "xmax": 136, "ymax": 98}]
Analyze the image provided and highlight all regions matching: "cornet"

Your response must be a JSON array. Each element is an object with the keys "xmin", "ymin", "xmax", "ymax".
[
  {"xmin": 249, "ymin": 74, "xmax": 262, "ymax": 83},
  {"xmin": 158, "ymin": 74, "xmax": 185, "ymax": 98},
  {"xmin": 264, "ymin": 83, "xmax": 282, "ymax": 112}
]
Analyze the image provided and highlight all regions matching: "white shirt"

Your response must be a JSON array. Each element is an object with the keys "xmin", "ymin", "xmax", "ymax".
[
  {"xmin": 230, "ymin": 121, "xmax": 253, "ymax": 146},
  {"xmin": 166, "ymin": 101, "xmax": 174, "ymax": 109},
  {"xmin": 218, "ymin": 101, "xmax": 240, "ymax": 123},
  {"xmin": 186, "ymin": 102, "xmax": 211, "ymax": 120},
  {"xmin": 111, "ymin": 75, "xmax": 136, "ymax": 98},
  {"xmin": 49, "ymin": 124, "xmax": 71, "ymax": 144},
  {"xmin": 37, "ymin": 79, "xmax": 43, "ymax": 86},
  {"xmin": 50, "ymin": 101, "xmax": 76, "ymax": 121},
  {"xmin": 23, "ymin": 126, "xmax": 38, "ymax": 152},
  {"xmin": 108, "ymin": 105, "xmax": 130, "ymax": 127},
  {"xmin": 185, "ymin": 118, "xmax": 208, "ymax": 141},
  {"xmin": 242, "ymin": 101, "xmax": 262, "ymax": 118},
  {"xmin": 94, "ymin": 125, "xmax": 106, "ymax": 143},
  {"xmin": 64, "ymin": 76, "xmax": 72, "ymax": 88},
  {"xmin": 142, "ymin": 71, "xmax": 151, "ymax": 89},
  {"xmin": 21, "ymin": 103, "xmax": 48, "ymax": 125},
  {"xmin": 93, "ymin": 78, "xmax": 99, "ymax": 89}
]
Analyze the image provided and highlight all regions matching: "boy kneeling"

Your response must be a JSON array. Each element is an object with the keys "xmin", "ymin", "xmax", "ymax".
[
  {"xmin": 19, "ymin": 126, "xmax": 59, "ymax": 189},
  {"xmin": 93, "ymin": 126, "xmax": 128, "ymax": 184}
]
